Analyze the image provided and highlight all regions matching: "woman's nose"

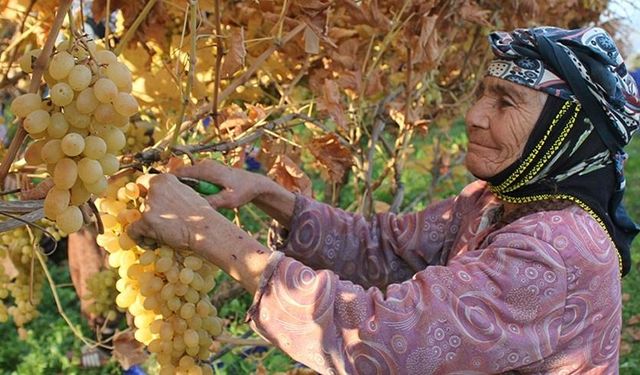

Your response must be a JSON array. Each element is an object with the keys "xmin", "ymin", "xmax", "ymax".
[{"xmin": 465, "ymin": 99, "xmax": 490, "ymax": 129}]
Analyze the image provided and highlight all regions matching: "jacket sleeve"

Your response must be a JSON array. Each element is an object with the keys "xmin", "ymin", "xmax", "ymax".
[
  {"xmin": 247, "ymin": 223, "xmax": 569, "ymax": 374},
  {"xmin": 277, "ymin": 194, "xmax": 458, "ymax": 288}
]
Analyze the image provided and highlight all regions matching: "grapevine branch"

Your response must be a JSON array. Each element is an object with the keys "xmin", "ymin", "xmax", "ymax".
[
  {"xmin": 0, "ymin": 0, "xmax": 73, "ymax": 186},
  {"xmin": 168, "ymin": 0, "xmax": 199, "ymax": 152},
  {"xmin": 211, "ymin": 0, "xmax": 223, "ymax": 129},
  {"xmin": 149, "ymin": 22, "xmax": 306, "ymax": 152}
]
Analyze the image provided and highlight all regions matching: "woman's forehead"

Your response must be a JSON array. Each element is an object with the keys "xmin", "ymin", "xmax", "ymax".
[{"xmin": 480, "ymin": 76, "xmax": 544, "ymax": 102}]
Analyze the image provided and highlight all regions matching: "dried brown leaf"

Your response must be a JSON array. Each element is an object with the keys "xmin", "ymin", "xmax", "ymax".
[
  {"xmin": 220, "ymin": 27, "xmax": 246, "ymax": 78},
  {"xmin": 68, "ymin": 228, "xmax": 104, "ymax": 320},
  {"xmin": 628, "ymin": 327, "xmax": 640, "ymax": 342},
  {"xmin": 459, "ymin": 0, "xmax": 491, "ymax": 27},
  {"xmin": 304, "ymin": 25, "xmax": 320, "ymax": 54},
  {"xmin": 267, "ymin": 155, "xmax": 312, "ymax": 195},
  {"xmin": 628, "ymin": 314, "xmax": 640, "ymax": 326},
  {"xmin": 317, "ymin": 80, "xmax": 348, "ymax": 129},
  {"xmin": 309, "ymin": 134, "xmax": 353, "ymax": 183},
  {"xmin": 620, "ymin": 340, "xmax": 632, "ymax": 355},
  {"xmin": 112, "ymin": 331, "xmax": 149, "ymax": 370}
]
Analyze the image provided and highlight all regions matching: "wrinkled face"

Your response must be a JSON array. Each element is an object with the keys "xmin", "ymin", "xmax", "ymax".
[{"xmin": 464, "ymin": 76, "xmax": 548, "ymax": 179}]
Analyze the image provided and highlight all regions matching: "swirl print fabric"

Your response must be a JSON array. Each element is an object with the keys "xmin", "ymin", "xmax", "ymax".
[{"xmin": 246, "ymin": 181, "xmax": 622, "ymax": 374}]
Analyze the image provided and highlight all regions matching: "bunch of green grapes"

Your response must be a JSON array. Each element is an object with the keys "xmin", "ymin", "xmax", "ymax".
[
  {"xmin": 0, "ymin": 227, "xmax": 45, "ymax": 327},
  {"xmin": 11, "ymin": 36, "xmax": 138, "ymax": 233},
  {"xmin": 0, "ymin": 252, "xmax": 10, "ymax": 323},
  {"xmin": 84, "ymin": 267, "xmax": 119, "ymax": 321},
  {"xmin": 124, "ymin": 120, "xmax": 155, "ymax": 153},
  {"xmin": 96, "ymin": 176, "xmax": 222, "ymax": 375}
]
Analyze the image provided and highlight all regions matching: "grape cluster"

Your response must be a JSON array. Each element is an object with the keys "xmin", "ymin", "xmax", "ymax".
[
  {"xmin": 84, "ymin": 267, "xmax": 118, "ymax": 321},
  {"xmin": 96, "ymin": 176, "xmax": 222, "ymax": 375},
  {"xmin": 12, "ymin": 37, "xmax": 138, "ymax": 233},
  {"xmin": 124, "ymin": 119, "xmax": 155, "ymax": 153},
  {"xmin": 0, "ymin": 256, "xmax": 10, "ymax": 323},
  {"xmin": 0, "ymin": 227, "xmax": 46, "ymax": 327}
]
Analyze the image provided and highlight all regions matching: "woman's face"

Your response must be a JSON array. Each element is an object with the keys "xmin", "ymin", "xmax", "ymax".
[{"xmin": 464, "ymin": 76, "xmax": 548, "ymax": 179}]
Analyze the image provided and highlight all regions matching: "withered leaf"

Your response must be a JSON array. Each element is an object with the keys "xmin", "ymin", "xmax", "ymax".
[
  {"xmin": 304, "ymin": 25, "xmax": 320, "ymax": 54},
  {"xmin": 628, "ymin": 314, "xmax": 640, "ymax": 326},
  {"xmin": 460, "ymin": 0, "xmax": 492, "ymax": 27},
  {"xmin": 112, "ymin": 331, "xmax": 149, "ymax": 370},
  {"xmin": 309, "ymin": 134, "xmax": 353, "ymax": 183},
  {"xmin": 68, "ymin": 228, "xmax": 105, "ymax": 321},
  {"xmin": 220, "ymin": 27, "xmax": 246, "ymax": 78},
  {"xmin": 317, "ymin": 80, "xmax": 348, "ymax": 129},
  {"xmin": 628, "ymin": 327, "xmax": 640, "ymax": 342},
  {"xmin": 267, "ymin": 155, "xmax": 312, "ymax": 195}
]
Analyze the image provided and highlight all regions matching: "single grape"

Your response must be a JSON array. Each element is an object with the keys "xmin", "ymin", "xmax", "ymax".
[
  {"xmin": 83, "ymin": 136, "xmax": 107, "ymax": 159},
  {"xmin": 75, "ymin": 87, "xmax": 99, "ymax": 114},
  {"xmin": 10, "ymin": 93, "xmax": 42, "ymax": 118},
  {"xmin": 41, "ymin": 139, "xmax": 65, "ymax": 164},
  {"xmin": 105, "ymin": 62, "xmax": 133, "ymax": 91},
  {"xmin": 53, "ymin": 158, "xmax": 78, "ymax": 189},
  {"xmin": 23, "ymin": 109, "xmax": 50, "ymax": 134},
  {"xmin": 47, "ymin": 112, "xmax": 69, "ymax": 139},
  {"xmin": 94, "ymin": 103, "xmax": 118, "ymax": 124},
  {"xmin": 70, "ymin": 180, "xmax": 92, "ymax": 205},
  {"xmin": 84, "ymin": 175, "xmax": 107, "ymax": 194},
  {"xmin": 61, "ymin": 133, "xmax": 85, "ymax": 157},
  {"xmin": 98, "ymin": 153, "xmax": 120, "ymax": 175},
  {"xmin": 18, "ymin": 49, "xmax": 41, "ymax": 73},
  {"xmin": 56, "ymin": 205, "xmax": 83, "ymax": 233},
  {"xmin": 24, "ymin": 140, "xmax": 46, "ymax": 165},
  {"xmin": 48, "ymin": 51, "xmax": 75, "ymax": 80},
  {"xmin": 50, "ymin": 82, "xmax": 75, "ymax": 106},
  {"xmin": 113, "ymin": 92, "xmax": 139, "ymax": 117},
  {"xmin": 44, "ymin": 188, "xmax": 71, "ymax": 219},
  {"xmin": 94, "ymin": 50, "xmax": 117, "ymax": 66},
  {"xmin": 67, "ymin": 64, "xmax": 92, "ymax": 91},
  {"xmin": 101, "ymin": 127, "xmax": 126, "ymax": 153},
  {"xmin": 77, "ymin": 158, "xmax": 104, "ymax": 184},
  {"xmin": 93, "ymin": 78, "xmax": 118, "ymax": 103}
]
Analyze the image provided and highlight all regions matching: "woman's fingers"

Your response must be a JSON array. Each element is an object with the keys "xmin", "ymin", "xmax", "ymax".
[
  {"xmin": 205, "ymin": 190, "xmax": 238, "ymax": 209},
  {"xmin": 174, "ymin": 160, "xmax": 227, "ymax": 184}
]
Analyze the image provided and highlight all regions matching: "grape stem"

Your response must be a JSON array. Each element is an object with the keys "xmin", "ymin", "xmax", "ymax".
[
  {"xmin": 167, "ymin": 0, "xmax": 199, "ymax": 154},
  {"xmin": 211, "ymin": 0, "xmax": 223, "ymax": 130},
  {"xmin": 34, "ymin": 247, "xmax": 102, "ymax": 348},
  {"xmin": 152, "ymin": 22, "xmax": 307, "ymax": 149},
  {"xmin": 0, "ymin": 0, "xmax": 74, "ymax": 186}
]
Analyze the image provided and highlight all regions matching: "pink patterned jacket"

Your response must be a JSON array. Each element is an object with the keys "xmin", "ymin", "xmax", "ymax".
[{"xmin": 246, "ymin": 181, "xmax": 622, "ymax": 374}]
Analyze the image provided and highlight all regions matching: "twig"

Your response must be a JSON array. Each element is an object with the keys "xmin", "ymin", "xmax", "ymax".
[
  {"xmin": 113, "ymin": 0, "xmax": 159, "ymax": 56},
  {"xmin": 211, "ymin": 0, "xmax": 223, "ymax": 129},
  {"xmin": 152, "ymin": 23, "xmax": 306, "ymax": 148},
  {"xmin": 215, "ymin": 334, "xmax": 270, "ymax": 347},
  {"xmin": 0, "ymin": 209, "xmax": 45, "ymax": 233},
  {"xmin": 105, "ymin": 0, "xmax": 110, "ymax": 48},
  {"xmin": 0, "ymin": 0, "xmax": 37, "ymax": 85},
  {"xmin": 34, "ymin": 248, "xmax": 99, "ymax": 348},
  {"xmin": 0, "ymin": 0, "xmax": 73, "ymax": 186},
  {"xmin": 168, "ymin": 0, "xmax": 198, "ymax": 151}
]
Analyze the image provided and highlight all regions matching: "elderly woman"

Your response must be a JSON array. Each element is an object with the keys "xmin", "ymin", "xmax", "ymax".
[{"xmin": 129, "ymin": 26, "xmax": 640, "ymax": 374}]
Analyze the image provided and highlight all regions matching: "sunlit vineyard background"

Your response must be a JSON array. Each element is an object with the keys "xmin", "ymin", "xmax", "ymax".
[{"xmin": 1, "ymin": 0, "xmax": 640, "ymax": 373}]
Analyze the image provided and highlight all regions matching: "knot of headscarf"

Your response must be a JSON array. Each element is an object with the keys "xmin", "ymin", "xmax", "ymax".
[{"xmin": 485, "ymin": 26, "xmax": 640, "ymax": 276}]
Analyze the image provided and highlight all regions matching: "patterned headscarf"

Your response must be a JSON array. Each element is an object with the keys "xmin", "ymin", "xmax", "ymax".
[{"xmin": 485, "ymin": 26, "xmax": 640, "ymax": 276}]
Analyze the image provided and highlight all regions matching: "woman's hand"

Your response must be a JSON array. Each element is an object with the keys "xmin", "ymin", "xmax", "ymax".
[
  {"xmin": 126, "ymin": 174, "xmax": 218, "ymax": 254},
  {"xmin": 175, "ymin": 159, "xmax": 297, "ymax": 228},
  {"xmin": 174, "ymin": 159, "xmax": 268, "ymax": 209},
  {"xmin": 126, "ymin": 173, "xmax": 272, "ymax": 294}
]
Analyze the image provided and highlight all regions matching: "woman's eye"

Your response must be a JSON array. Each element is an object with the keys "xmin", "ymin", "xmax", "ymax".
[{"xmin": 499, "ymin": 98, "xmax": 514, "ymax": 107}]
